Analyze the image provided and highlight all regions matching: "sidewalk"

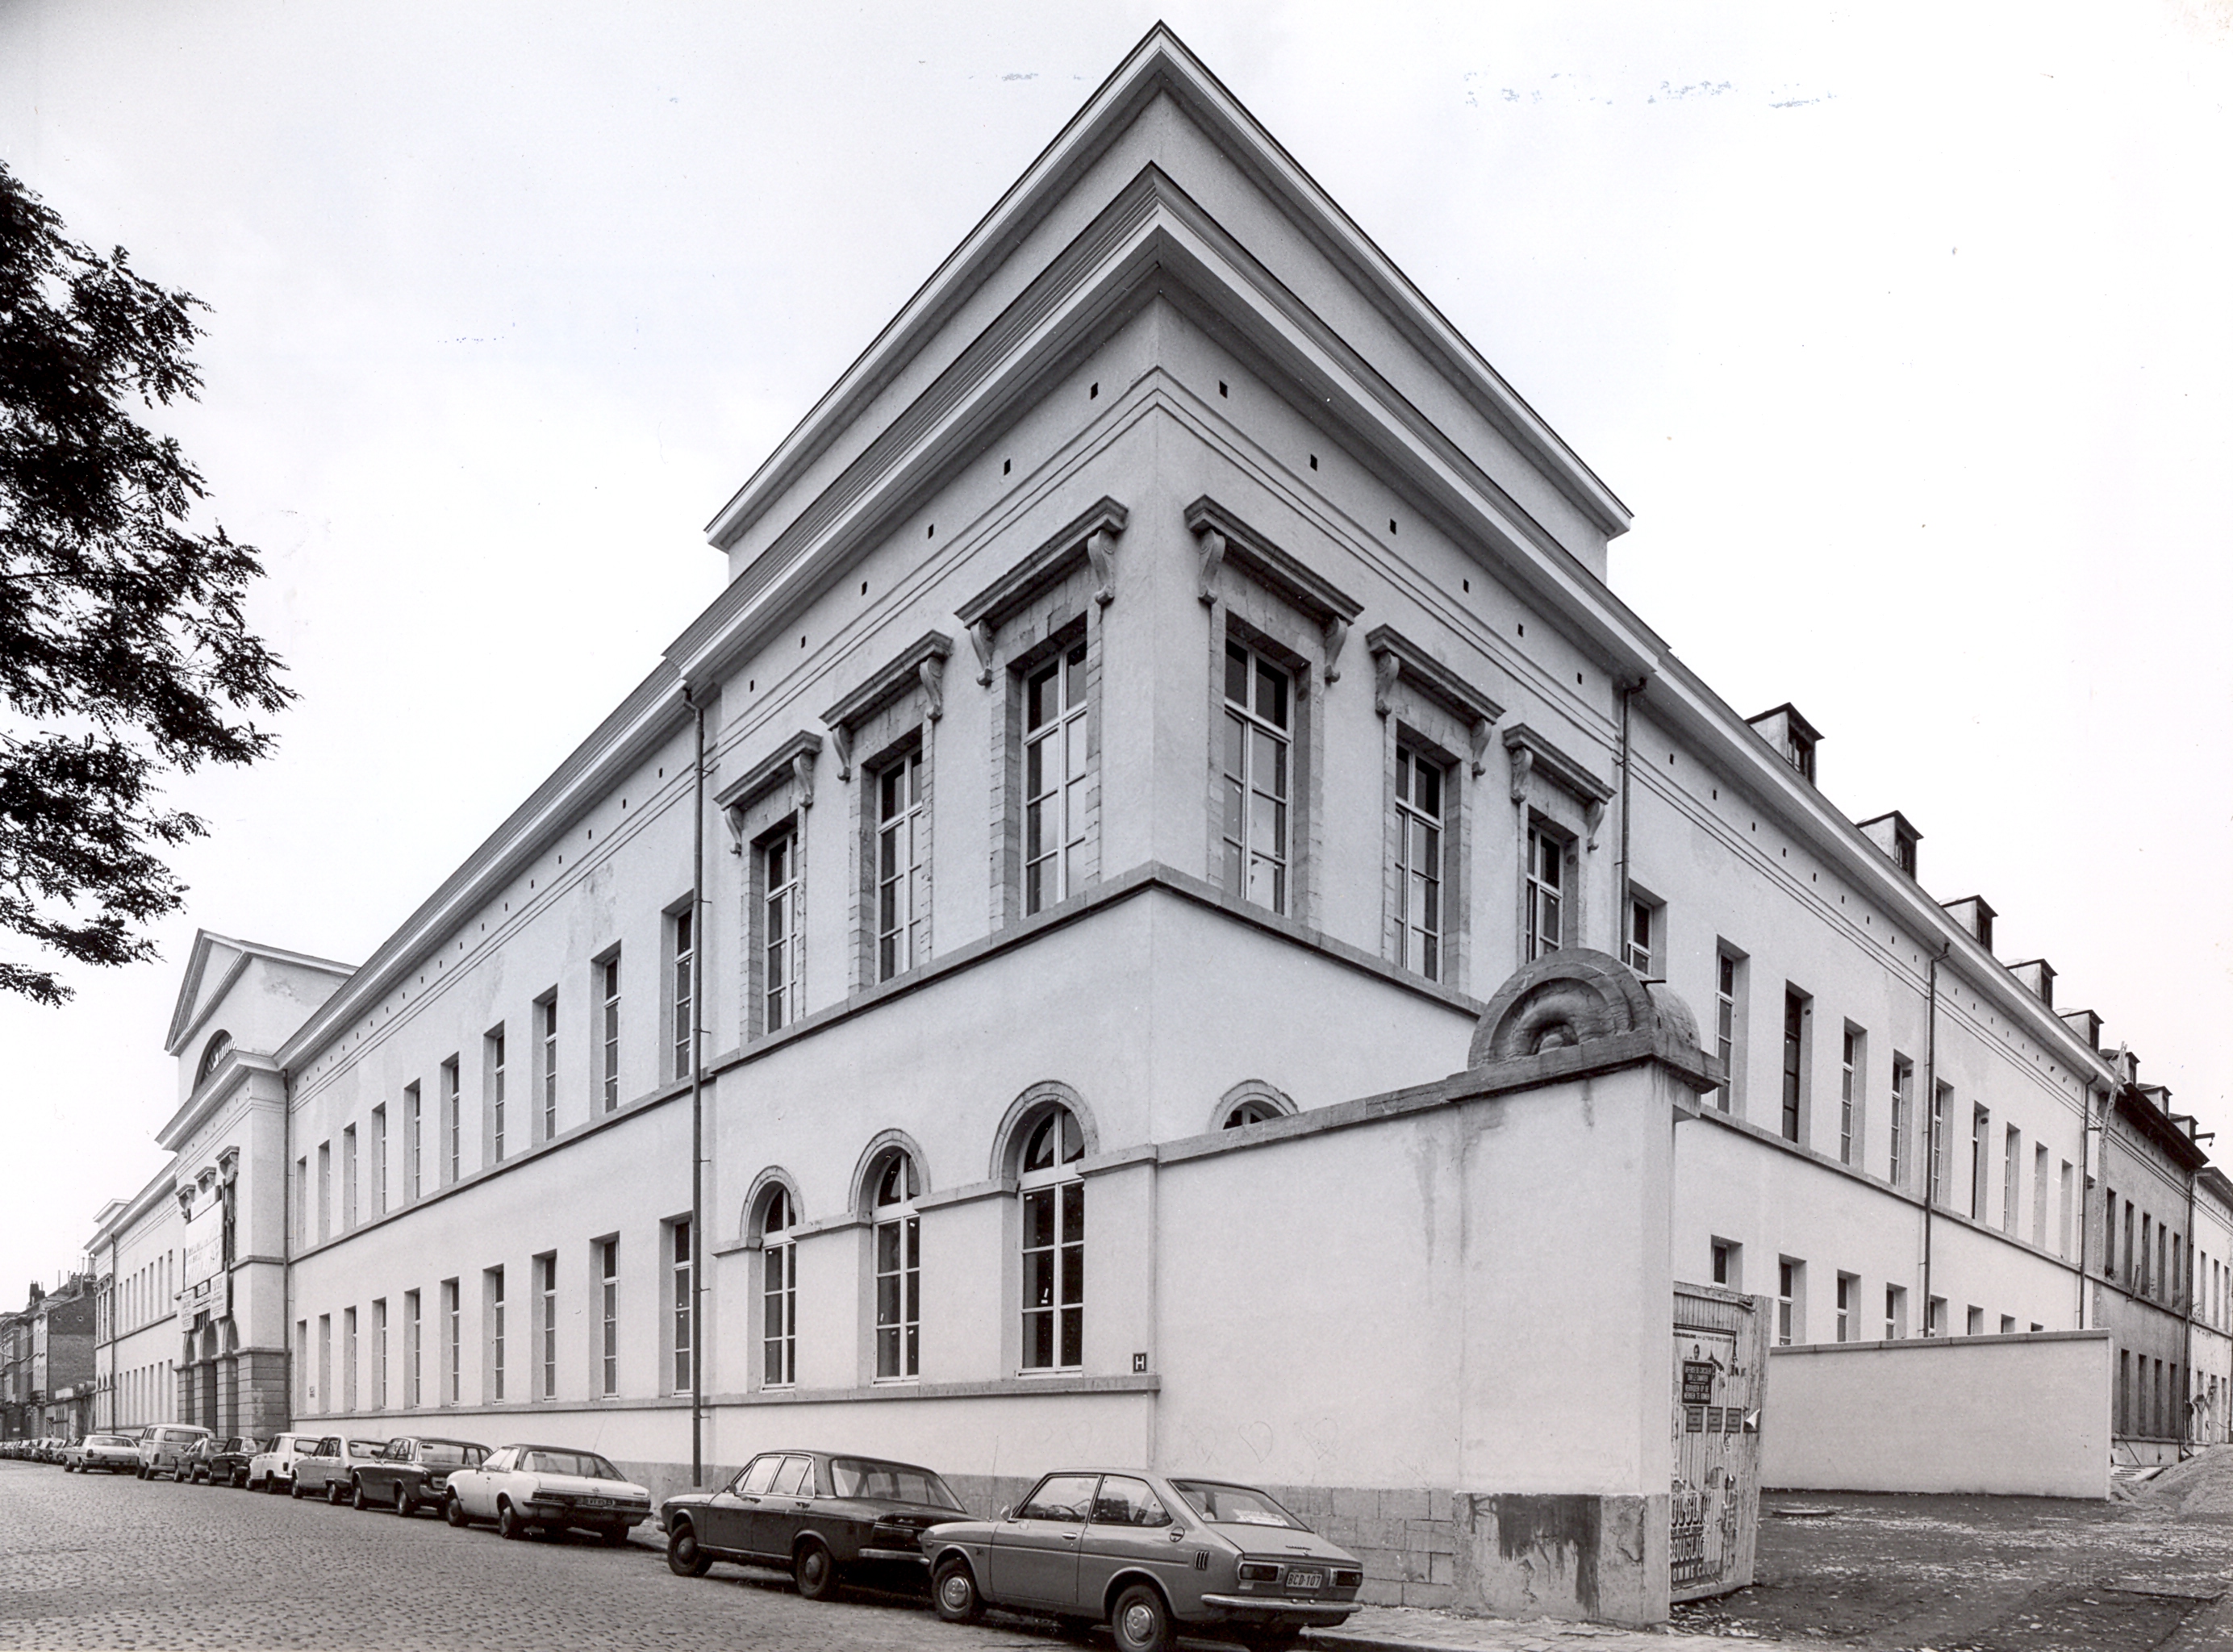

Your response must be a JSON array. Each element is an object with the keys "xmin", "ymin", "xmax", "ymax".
[{"xmin": 1303, "ymin": 1603, "xmax": 1814, "ymax": 1652}]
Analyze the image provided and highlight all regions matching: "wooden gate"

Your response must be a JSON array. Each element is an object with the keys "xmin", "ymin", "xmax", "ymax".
[{"xmin": 1670, "ymin": 1283, "xmax": 1768, "ymax": 1602}]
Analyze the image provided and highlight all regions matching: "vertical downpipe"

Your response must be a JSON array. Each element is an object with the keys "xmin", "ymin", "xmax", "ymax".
[
  {"xmin": 1920, "ymin": 944, "xmax": 1948, "ymax": 1332},
  {"xmin": 690, "ymin": 689, "xmax": 707, "ymax": 1488}
]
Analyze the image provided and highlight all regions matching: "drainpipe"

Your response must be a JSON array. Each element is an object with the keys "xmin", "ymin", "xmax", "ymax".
[
  {"xmin": 1920, "ymin": 941, "xmax": 1951, "ymax": 1333},
  {"xmin": 1616, "ymin": 678, "xmax": 1643, "ymax": 966},
  {"xmin": 689, "ymin": 687, "xmax": 707, "ymax": 1489}
]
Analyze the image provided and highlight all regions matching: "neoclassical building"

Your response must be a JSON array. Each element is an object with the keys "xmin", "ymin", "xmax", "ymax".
[{"xmin": 81, "ymin": 26, "xmax": 2227, "ymax": 1619}]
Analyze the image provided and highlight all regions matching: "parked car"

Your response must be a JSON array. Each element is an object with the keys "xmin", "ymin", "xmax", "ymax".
[
  {"xmin": 139, "ymin": 1425, "xmax": 214, "ymax": 1481},
  {"xmin": 292, "ymin": 1436, "xmax": 386, "ymax": 1502},
  {"xmin": 444, "ymin": 1444, "xmax": 653, "ymax": 1543},
  {"xmin": 188, "ymin": 1436, "xmax": 266, "ymax": 1487},
  {"xmin": 246, "ymin": 1432, "xmax": 321, "ymax": 1492},
  {"xmin": 662, "ymin": 1449, "xmax": 967, "ymax": 1598},
  {"xmin": 65, "ymin": 1434, "xmax": 142, "ymax": 1474},
  {"xmin": 922, "ymin": 1471, "xmax": 1363, "ymax": 1652},
  {"xmin": 349, "ymin": 1436, "xmax": 490, "ymax": 1516}
]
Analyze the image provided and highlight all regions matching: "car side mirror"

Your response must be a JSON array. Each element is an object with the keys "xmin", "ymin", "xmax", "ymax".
[{"xmin": 997, "ymin": 1505, "xmax": 1012, "ymax": 1521}]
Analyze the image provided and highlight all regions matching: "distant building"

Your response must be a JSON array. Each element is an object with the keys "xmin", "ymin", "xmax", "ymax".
[{"xmin": 64, "ymin": 23, "xmax": 2231, "ymax": 1615}]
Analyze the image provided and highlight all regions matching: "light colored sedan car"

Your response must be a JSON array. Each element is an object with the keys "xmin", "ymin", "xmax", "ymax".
[
  {"xmin": 65, "ymin": 1434, "xmax": 142, "ymax": 1474},
  {"xmin": 924, "ymin": 1471, "xmax": 1363, "ymax": 1652},
  {"xmin": 444, "ymin": 1444, "xmax": 652, "ymax": 1544},
  {"xmin": 292, "ymin": 1436, "xmax": 386, "ymax": 1503}
]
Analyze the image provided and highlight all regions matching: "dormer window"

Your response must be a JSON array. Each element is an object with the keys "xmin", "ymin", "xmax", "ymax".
[
  {"xmin": 1858, "ymin": 811, "xmax": 1922, "ymax": 880},
  {"xmin": 1747, "ymin": 704, "xmax": 1822, "ymax": 786}
]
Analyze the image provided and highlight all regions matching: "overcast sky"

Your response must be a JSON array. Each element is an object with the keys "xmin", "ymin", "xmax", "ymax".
[{"xmin": 2, "ymin": 1, "xmax": 2228, "ymax": 1294}]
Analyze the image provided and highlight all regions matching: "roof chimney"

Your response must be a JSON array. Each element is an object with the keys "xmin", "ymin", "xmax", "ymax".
[
  {"xmin": 1747, "ymin": 703, "xmax": 1822, "ymax": 785},
  {"xmin": 2008, "ymin": 958, "xmax": 2056, "ymax": 1008},
  {"xmin": 1942, "ymin": 895, "xmax": 1996, "ymax": 952},
  {"xmin": 1857, "ymin": 811, "xmax": 1921, "ymax": 878}
]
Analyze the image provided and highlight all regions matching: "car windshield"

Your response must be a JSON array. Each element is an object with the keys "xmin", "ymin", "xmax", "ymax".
[
  {"xmin": 521, "ymin": 1450, "xmax": 623, "ymax": 1480},
  {"xmin": 349, "ymin": 1440, "xmax": 383, "ymax": 1455},
  {"xmin": 1168, "ymin": 1480, "xmax": 1308, "ymax": 1529},
  {"xmin": 828, "ymin": 1458, "xmax": 963, "ymax": 1510},
  {"xmin": 419, "ymin": 1442, "xmax": 483, "ymax": 1468}
]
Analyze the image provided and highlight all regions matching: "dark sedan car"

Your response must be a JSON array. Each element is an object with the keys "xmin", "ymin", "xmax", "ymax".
[
  {"xmin": 923, "ymin": 1471, "xmax": 1363, "ymax": 1652},
  {"xmin": 349, "ymin": 1436, "xmax": 490, "ymax": 1516},
  {"xmin": 662, "ymin": 1450, "xmax": 966, "ymax": 1599},
  {"xmin": 188, "ymin": 1436, "xmax": 266, "ymax": 1487}
]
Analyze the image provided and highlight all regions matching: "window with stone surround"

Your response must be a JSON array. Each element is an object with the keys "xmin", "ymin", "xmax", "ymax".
[
  {"xmin": 1022, "ymin": 634, "xmax": 1091, "ymax": 916},
  {"xmin": 756, "ymin": 1183, "xmax": 798, "ymax": 1389},
  {"xmin": 874, "ymin": 745, "xmax": 928, "ymax": 982},
  {"xmin": 866, "ymin": 1147, "xmax": 921, "ymax": 1381},
  {"xmin": 721, "ymin": 730, "xmax": 819, "ymax": 1040},
  {"xmin": 1018, "ymin": 1106, "xmax": 1086, "ymax": 1372}
]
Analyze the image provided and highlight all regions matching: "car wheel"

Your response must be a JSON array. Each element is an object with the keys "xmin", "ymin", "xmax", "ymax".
[
  {"xmin": 352, "ymin": 1479, "xmax": 370, "ymax": 1511},
  {"xmin": 396, "ymin": 1488, "xmax": 417, "ymax": 1518},
  {"xmin": 666, "ymin": 1521, "xmax": 712, "ymax": 1578},
  {"xmin": 327, "ymin": 1478, "xmax": 346, "ymax": 1506},
  {"xmin": 233, "ymin": 1469, "xmax": 248, "ymax": 1489},
  {"xmin": 600, "ymin": 1524, "xmax": 630, "ymax": 1547},
  {"xmin": 1111, "ymin": 1583, "xmax": 1175, "ymax": 1652},
  {"xmin": 445, "ymin": 1492, "xmax": 469, "ymax": 1529},
  {"xmin": 794, "ymin": 1539, "xmax": 838, "ymax": 1600},
  {"xmin": 290, "ymin": 1476, "xmax": 304, "ymax": 1499},
  {"xmin": 932, "ymin": 1558, "xmax": 985, "ymax": 1625},
  {"xmin": 135, "ymin": 1465, "xmax": 147, "ymax": 1480},
  {"xmin": 497, "ymin": 1500, "xmax": 526, "ymax": 1541}
]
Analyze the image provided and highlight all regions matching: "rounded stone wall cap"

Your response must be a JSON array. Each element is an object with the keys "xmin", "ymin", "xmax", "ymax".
[{"xmin": 1469, "ymin": 948, "xmax": 1703, "ymax": 1069}]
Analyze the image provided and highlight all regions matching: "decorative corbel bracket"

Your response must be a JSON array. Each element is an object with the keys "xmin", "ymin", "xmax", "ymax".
[
  {"xmin": 1585, "ymin": 797, "xmax": 1608, "ymax": 852},
  {"xmin": 1508, "ymin": 745, "xmax": 1534, "ymax": 803},
  {"xmin": 1086, "ymin": 526, "xmax": 1118, "ymax": 607},
  {"xmin": 1371, "ymin": 648, "xmax": 1400, "ymax": 717},
  {"xmin": 919, "ymin": 654, "xmax": 945, "ymax": 722},
  {"xmin": 969, "ymin": 618, "xmax": 996, "ymax": 686},
  {"xmin": 1196, "ymin": 528, "xmax": 1227, "ymax": 606},
  {"xmin": 1364, "ymin": 624, "xmax": 1505, "ymax": 771},
  {"xmin": 791, "ymin": 749, "xmax": 816, "ymax": 810},
  {"xmin": 1468, "ymin": 718, "xmax": 1495, "ymax": 778},
  {"xmin": 714, "ymin": 729, "xmax": 824, "ymax": 845},
  {"xmin": 1321, "ymin": 615, "xmax": 1349, "ymax": 686},
  {"xmin": 829, "ymin": 723, "xmax": 854, "ymax": 782}
]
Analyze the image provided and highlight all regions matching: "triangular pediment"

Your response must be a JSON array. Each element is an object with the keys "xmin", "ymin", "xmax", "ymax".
[{"xmin": 163, "ymin": 928, "xmax": 356, "ymax": 1060}]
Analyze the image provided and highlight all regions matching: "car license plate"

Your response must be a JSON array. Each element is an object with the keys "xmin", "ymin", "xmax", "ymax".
[
  {"xmin": 581, "ymin": 1498, "xmax": 613, "ymax": 1509},
  {"xmin": 1286, "ymin": 1569, "xmax": 1325, "ymax": 1592}
]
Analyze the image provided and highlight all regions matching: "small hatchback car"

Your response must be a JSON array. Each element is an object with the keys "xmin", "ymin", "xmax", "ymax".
[{"xmin": 923, "ymin": 1471, "xmax": 1363, "ymax": 1652}]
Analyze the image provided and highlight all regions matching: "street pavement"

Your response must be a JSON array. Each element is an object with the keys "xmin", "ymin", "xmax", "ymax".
[{"xmin": 0, "ymin": 1458, "xmax": 1818, "ymax": 1652}]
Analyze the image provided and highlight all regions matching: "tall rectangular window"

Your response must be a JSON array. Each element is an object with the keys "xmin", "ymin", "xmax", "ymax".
[
  {"xmin": 670, "ymin": 907, "xmax": 695, "ymax": 1083},
  {"xmin": 762, "ymin": 830, "xmax": 802, "ymax": 1031},
  {"xmin": 370, "ymin": 1105, "xmax": 386, "ymax": 1218},
  {"xmin": 442, "ymin": 1279, "xmax": 460, "ymax": 1405},
  {"xmin": 1776, "ymin": 1258, "xmax": 1802, "ymax": 1346},
  {"xmin": 405, "ymin": 1083, "xmax": 422, "ymax": 1201},
  {"xmin": 1393, "ymin": 746, "xmax": 1444, "ymax": 979},
  {"xmin": 1626, "ymin": 897, "xmax": 1654, "ymax": 976},
  {"xmin": 486, "ymin": 1268, "xmax": 505, "ymax": 1403},
  {"xmin": 442, "ymin": 1058, "xmax": 461, "ymax": 1183},
  {"xmin": 539, "ymin": 993, "xmax": 558, "ymax": 1141},
  {"xmin": 1838, "ymin": 1027, "xmax": 1861, "ymax": 1167},
  {"xmin": 762, "ymin": 1221, "xmax": 796, "ymax": 1388},
  {"xmin": 599, "ymin": 1239, "xmax": 618, "ymax": 1396},
  {"xmin": 599, "ymin": 953, "xmax": 622, "ymax": 1112},
  {"xmin": 405, "ymin": 1291, "xmax": 421, "ymax": 1408},
  {"xmin": 317, "ymin": 1141, "xmax": 332, "ymax": 1242},
  {"xmin": 1884, "ymin": 1284, "xmax": 1907, "ymax": 1339},
  {"xmin": 342, "ymin": 1126, "xmax": 358, "ymax": 1230},
  {"xmin": 1780, "ymin": 990, "xmax": 1808, "ymax": 1145},
  {"xmin": 1524, "ymin": 824, "xmax": 1564, "ymax": 961},
  {"xmin": 1221, "ymin": 640, "xmax": 1291, "ymax": 915},
  {"xmin": 1889, "ymin": 1056, "xmax": 1913, "ymax": 1188},
  {"xmin": 372, "ymin": 1299, "xmax": 387, "ymax": 1411},
  {"xmin": 1709, "ymin": 1238, "xmax": 1741, "ymax": 1291},
  {"xmin": 1834, "ymin": 1273, "xmax": 1855, "ymax": 1343},
  {"xmin": 2126, "ymin": 1202, "xmax": 2138, "ymax": 1290},
  {"xmin": 874, "ymin": 1158, "xmax": 920, "ymax": 1381},
  {"xmin": 2001, "ymin": 1125, "xmax": 2020, "ymax": 1234},
  {"xmin": 2106, "ymin": 1191, "xmax": 2120, "ymax": 1278},
  {"xmin": 1930, "ymin": 1083, "xmax": 1951, "ymax": 1205},
  {"xmin": 487, "ymin": 1027, "xmax": 507, "ymax": 1163},
  {"xmin": 876, "ymin": 749, "xmax": 929, "ymax": 978},
  {"xmin": 1024, "ymin": 640, "xmax": 1089, "ymax": 914},
  {"xmin": 537, "ymin": 1254, "xmax": 557, "ymax": 1400},
  {"xmin": 1713, "ymin": 949, "xmax": 1743, "ymax": 1113},
  {"xmin": 343, "ymin": 1306, "xmax": 357, "ymax": 1412},
  {"xmin": 1021, "ymin": 1178, "xmax": 1085, "ymax": 1371},
  {"xmin": 670, "ymin": 1218, "xmax": 693, "ymax": 1395},
  {"xmin": 1970, "ymin": 1106, "xmax": 1990, "ymax": 1221},
  {"xmin": 317, "ymin": 1314, "xmax": 331, "ymax": 1414}
]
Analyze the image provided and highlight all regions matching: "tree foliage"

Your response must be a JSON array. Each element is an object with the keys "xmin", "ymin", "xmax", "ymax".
[{"xmin": 0, "ymin": 161, "xmax": 291, "ymax": 1005}]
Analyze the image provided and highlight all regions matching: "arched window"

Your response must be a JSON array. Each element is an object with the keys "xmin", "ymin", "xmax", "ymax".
[
  {"xmin": 1214, "ymin": 1080, "xmax": 1296, "ymax": 1133},
  {"xmin": 868, "ymin": 1149, "xmax": 920, "ymax": 1379},
  {"xmin": 195, "ymin": 1032, "xmax": 233, "ymax": 1086},
  {"xmin": 755, "ymin": 1184, "xmax": 797, "ymax": 1388},
  {"xmin": 1019, "ymin": 1107, "xmax": 1085, "ymax": 1371}
]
